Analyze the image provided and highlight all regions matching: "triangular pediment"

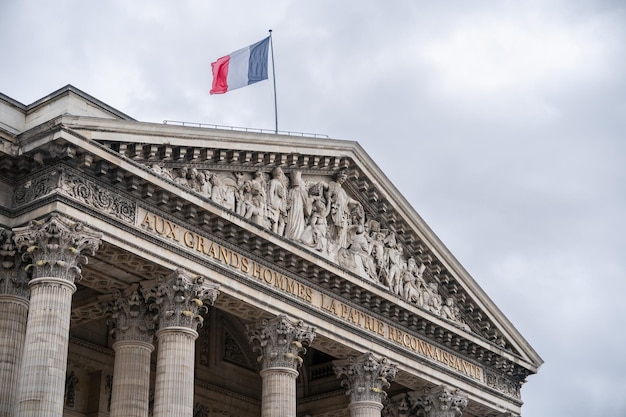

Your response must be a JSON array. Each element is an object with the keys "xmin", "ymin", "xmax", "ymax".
[{"xmin": 0, "ymin": 86, "xmax": 542, "ymax": 391}]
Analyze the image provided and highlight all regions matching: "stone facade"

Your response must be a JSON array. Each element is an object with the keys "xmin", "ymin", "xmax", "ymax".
[{"xmin": 0, "ymin": 86, "xmax": 542, "ymax": 417}]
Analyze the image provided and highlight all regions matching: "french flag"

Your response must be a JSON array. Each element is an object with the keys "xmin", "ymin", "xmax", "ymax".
[{"xmin": 210, "ymin": 37, "xmax": 270, "ymax": 94}]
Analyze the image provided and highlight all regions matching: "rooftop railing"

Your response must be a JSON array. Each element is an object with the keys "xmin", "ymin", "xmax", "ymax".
[{"xmin": 163, "ymin": 120, "xmax": 329, "ymax": 139}]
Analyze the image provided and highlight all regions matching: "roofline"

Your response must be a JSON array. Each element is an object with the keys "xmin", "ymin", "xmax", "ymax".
[{"xmin": 0, "ymin": 85, "xmax": 136, "ymax": 121}]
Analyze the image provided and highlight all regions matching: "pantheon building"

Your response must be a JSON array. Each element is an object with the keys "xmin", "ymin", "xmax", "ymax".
[{"xmin": 0, "ymin": 86, "xmax": 542, "ymax": 417}]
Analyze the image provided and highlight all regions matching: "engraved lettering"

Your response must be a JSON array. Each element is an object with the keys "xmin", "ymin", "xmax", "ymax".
[
  {"xmin": 183, "ymin": 231, "xmax": 195, "ymax": 248},
  {"xmin": 140, "ymin": 212, "xmax": 154, "ymax": 230},
  {"xmin": 241, "ymin": 257, "xmax": 250, "ymax": 273}
]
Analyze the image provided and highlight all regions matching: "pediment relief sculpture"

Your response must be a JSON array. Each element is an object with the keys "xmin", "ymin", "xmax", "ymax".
[{"xmin": 145, "ymin": 162, "xmax": 473, "ymax": 335}]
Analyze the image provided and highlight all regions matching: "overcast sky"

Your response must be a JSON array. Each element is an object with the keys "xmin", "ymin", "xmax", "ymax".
[{"xmin": 1, "ymin": 1, "xmax": 625, "ymax": 416}]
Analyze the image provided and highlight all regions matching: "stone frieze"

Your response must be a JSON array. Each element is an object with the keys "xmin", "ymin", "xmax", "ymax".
[{"xmin": 146, "ymin": 163, "xmax": 473, "ymax": 334}]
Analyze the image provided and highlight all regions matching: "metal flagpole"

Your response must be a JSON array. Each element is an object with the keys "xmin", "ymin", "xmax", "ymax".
[{"xmin": 269, "ymin": 29, "xmax": 278, "ymax": 134}]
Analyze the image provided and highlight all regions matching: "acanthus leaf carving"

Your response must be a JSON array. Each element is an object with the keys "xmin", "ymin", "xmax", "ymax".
[
  {"xmin": 103, "ymin": 283, "xmax": 156, "ymax": 344},
  {"xmin": 13, "ymin": 214, "xmax": 102, "ymax": 284},
  {"xmin": 333, "ymin": 352, "xmax": 398, "ymax": 404},
  {"xmin": 143, "ymin": 268, "xmax": 220, "ymax": 331},
  {"xmin": 0, "ymin": 227, "xmax": 29, "ymax": 298},
  {"xmin": 246, "ymin": 314, "xmax": 316, "ymax": 370},
  {"xmin": 405, "ymin": 385, "xmax": 468, "ymax": 417}
]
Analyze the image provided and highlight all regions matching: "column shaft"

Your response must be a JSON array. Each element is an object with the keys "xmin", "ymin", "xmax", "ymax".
[
  {"xmin": 15, "ymin": 278, "xmax": 76, "ymax": 417},
  {"xmin": 110, "ymin": 341, "xmax": 154, "ymax": 417},
  {"xmin": 260, "ymin": 367, "xmax": 299, "ymax": 417},
  {"xmin": 349, "ymin": 401, "xmax": 384, "ymax": 417},
  {"xmin": 0, "ymin": 295, "xmax": 29, "ymax": 417},
  {"xmin": 153, "ymin": 327, "xmax": 197, "ymax": 417}
]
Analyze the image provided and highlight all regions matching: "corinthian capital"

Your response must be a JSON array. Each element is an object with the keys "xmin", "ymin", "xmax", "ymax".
[
  {"xmin": 246, "ymin": 314, "xmax": 316, "ymax": 370},
  {"xmin": 333, "ymin": 353, "xmax": 398, "ymax": 404},
  {"xmin": 13, "ymin": 214, "xmax": 102, "ymax": 283},
  {"xmin": 0, "ymin": 227, "xmax": 29, "ymax": 298},
  {"xmin": 104, "ymin": 284, "xmax": 155, "ymax": 344},
  {"xmin": 414, "ymin": 385, "xmax": 468, "ymax": 417},
  {"xmin": 382, "ymin": 393, "xmax": 411, "ymax": 417},
  {"xmin": 145, "ymin": 268, "xmax": 219, "ymax": 331}
]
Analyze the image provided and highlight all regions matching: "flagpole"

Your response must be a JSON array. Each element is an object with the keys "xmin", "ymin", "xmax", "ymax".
[{"xmin": 269, "ymin": 29, "xmax": 278, "ymax": 134}]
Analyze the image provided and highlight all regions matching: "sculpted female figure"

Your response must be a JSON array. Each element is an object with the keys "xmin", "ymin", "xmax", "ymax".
[{"xmin": 285, "ymin": 170, "xmax": 310, "ymax": 240}]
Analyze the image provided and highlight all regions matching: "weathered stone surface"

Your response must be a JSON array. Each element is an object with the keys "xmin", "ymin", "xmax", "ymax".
[{"xmin": 0, "ymin": 85, "xmax": 542, "ymax": 417}]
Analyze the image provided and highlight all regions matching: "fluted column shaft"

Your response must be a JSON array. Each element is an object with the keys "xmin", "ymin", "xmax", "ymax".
[
  {"xmin": 0, "ymin": 295, "xmax": 29, "ymax": 417},
  {"xmin": 144, "ymin": 268, "xmax": 219, "ymax": 417},
  {"xmin": 110, "ymin": 340, "xmax": 154, "ymax": 417},
  {"xmin": 106, "ymin": 285, "xmax": 155, "ymax": 417},
  {"xmin": 153, "ymin": 327, "xmax": 197, "ymax": 417},
  {"xmin": 12, "ymin": 214, "xmax": 102, "ymax": 417},
  {"xmin": 348, "ymin": 401, "xmax": 384, "ymax": 417},
  {"xmin": 16, "ymin": 277, "xmax": 76, "ymax": 417},
  {"xmin": 259, "ymin": 367, "xmax": 299, "ymax": 417},
  {"xmin": 0, "ymin": 227, "xmax": 30, "ymax": 417}
]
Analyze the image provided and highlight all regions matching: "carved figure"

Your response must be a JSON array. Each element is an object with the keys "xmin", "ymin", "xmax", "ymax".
[
  {"xmin": 285, "ymin": 170, "xmax": 310, "ymax": 240},
  {"xmin": 325, "ymin": 170, "xmax": 361, "ymax": 249},
  {"xmin": 300, "ymin": 197, "xmax": 331, "ymax": 254},
  {"xmin": 424, "ymin": 282, "xmax": 443, "ymax": 315},
  {"xmin": 402, "ymin": 258, "xmax": 426, "ymax": 305},
  {"xmin": 251, "ymin": 170, "xmax": 268, "ymax": 198},
  {"xmin": 383, "ymin": 232, "xmax": 403, "ymax": 294},
  {"xmin": 247, "ymin": 181, "xmax": 267, "ymax": 227},
  {"xmin": 267, "ymin": 167, "xmax": 289, "ymax": 236},
  {"xmin": 440, "ymin": 297, "xmax": 457, "ymax": 321},
  {"xmin": 235, "ymin": 179, "xmax": 253, "ymax": 217},
  {"xmin": 440, "ymin": 297, "xmax": 471, "ymax": 331},
  {"xmin": 369, "ymin": 229, "xmax": 386, "ymax": 282},
  {"xmin": 197, "ymin": 171, "xmax": 212, "ymax": 197},
  {"xmin": 174, "ymin": 167, "xmax": 189, "ymax": 186},
  {"xmin": 338, "ymin": 224, "xmax": 377, "ymax": 281},
  {"xmin": 187, "ymin": 168, "xmax": 202, "ymax": 192},
  {"xmin": 210, "ymin": 173, "xmax": 236, "ymax": 211}
]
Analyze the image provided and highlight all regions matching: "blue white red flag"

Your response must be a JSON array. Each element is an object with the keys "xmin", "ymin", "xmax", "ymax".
[{"xmin": 210, "ymin": 37, "xmax": 270, "ymax": 94}]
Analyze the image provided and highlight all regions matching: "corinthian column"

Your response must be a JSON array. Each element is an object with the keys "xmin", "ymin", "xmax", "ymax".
[
  {"xmin": 12, "ymin": 214, "xmax": 101, "ymax": 417},
  {"xmin": 246, "ymin": 315, "xmax": 316, "ymax": 417},
  {"xmin": 146, "ymin": 269, "xmax": 219, "ymax": 417},
  {"xmin": 105, "ymin": 285, "xmax": 155, "ymax": 417},
  {"xmin": 334, "ymin": 353, "xmax": 398, "ymax": 417},
  {"xmin": 0, "ymin": 228, "xmax": 30, "ymax": 417},
  {"xmin": 413, "ymin": 385, "xmax": 468, "ymax": 417}
]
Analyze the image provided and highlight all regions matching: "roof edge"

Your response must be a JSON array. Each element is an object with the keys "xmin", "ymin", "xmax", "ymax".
[{"xmin": 26, "ymin": 84, "xmax": 136, "ymax": 121}]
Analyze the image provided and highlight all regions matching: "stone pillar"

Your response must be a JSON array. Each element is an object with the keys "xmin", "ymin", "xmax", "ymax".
[
  {"xmin": 246, "ymin": 314, "xmax": 316, "ymax": 417},
  {"xmin": 412, "ymin": 385, "xmax": 468, "ymax": 417},
  {"xmin": 105, "ymin": 285, "xmax": 156, "ymax": 417},
  {"xmin": 145, "ymin": 269, "xmax": 219, "ymax": 417},
  {"xmin": 334, "ymin": 353, "xmax": 398, "ymax": 417},
  {"xmin": 0, "ymin": 228, "xmax": 30, "ymax": 417},
  {"xmin": 12, "ymin": 214, "xmax": 102, "ymax": 417}
]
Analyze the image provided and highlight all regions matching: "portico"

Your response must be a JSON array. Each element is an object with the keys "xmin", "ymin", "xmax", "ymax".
[{"xmin": 0, "ymin": 85, "xmax": 542, "ymax": 417}]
